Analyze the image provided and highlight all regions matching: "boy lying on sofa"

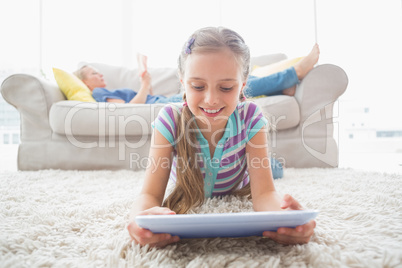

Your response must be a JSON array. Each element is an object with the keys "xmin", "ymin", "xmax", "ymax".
[{"xmin": 72, "ymin": 45, "xmax": 319, "ymax": 104}]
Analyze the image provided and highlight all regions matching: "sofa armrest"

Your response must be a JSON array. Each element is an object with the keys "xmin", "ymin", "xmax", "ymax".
[
  {"xmin": 295, "ymin": 64, "xmax": 348, "ymax": 122},
  {"xmin": 1, "ymin": 74, "xmax": 65, "ymax": 141},
  {"xmin": 271, "ymin": 64, "xmax": 348, "ymax": 168}
]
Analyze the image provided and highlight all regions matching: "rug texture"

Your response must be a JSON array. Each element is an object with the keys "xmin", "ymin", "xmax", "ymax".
[{"xmin": 0, "ymin": 168, "xmax": 401, "ymax": 267}]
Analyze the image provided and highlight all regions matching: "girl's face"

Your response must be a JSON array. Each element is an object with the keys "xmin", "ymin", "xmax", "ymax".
[
  {"xmin": 181, "ymin": 48, "xmax": 246, "ymax": 131},
  {"xmin": 81, "ymin": 66, "xmax": 106, "ymax": 91}
]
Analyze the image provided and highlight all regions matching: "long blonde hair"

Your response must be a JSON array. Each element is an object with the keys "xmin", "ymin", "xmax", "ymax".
[{"xmin": 163, "ymin": 27, "xmax": 251, "ymax": 214}]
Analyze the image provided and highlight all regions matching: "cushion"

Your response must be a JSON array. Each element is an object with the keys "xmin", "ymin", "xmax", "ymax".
[
  {"xmin": 53, "ymin": 68, "xmax": 96, "ymax": 102},
  {"xmin": 251, "ymin": 57, "xmax": 303, "ymax": 78}
]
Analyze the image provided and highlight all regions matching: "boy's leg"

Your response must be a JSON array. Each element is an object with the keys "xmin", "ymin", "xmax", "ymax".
[
  {"xmin": 245, "ymin": 44, "xmax": 320, "ymax": 97},
  {"xmin": 271, "ymin": 157, "xmax": 283, "ymax": 180},
  {"xmin": 244, "ymin": 67, "xmax": 299, "ymax": 97}
]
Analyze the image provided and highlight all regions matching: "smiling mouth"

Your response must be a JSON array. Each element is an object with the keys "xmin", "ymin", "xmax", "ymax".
[{"xmin": 200, "ymin": 107, "xmax": 224, "ymax": 114}]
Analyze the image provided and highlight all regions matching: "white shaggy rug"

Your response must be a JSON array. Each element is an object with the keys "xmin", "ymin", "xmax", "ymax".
[{"xmin": 0, "ymin": 168, "xmax": 401, "ymax": 267}]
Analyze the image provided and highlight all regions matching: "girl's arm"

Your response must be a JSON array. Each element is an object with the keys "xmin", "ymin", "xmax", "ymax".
[
  {"xmin": 246, "ymin": 126, "xmax": 282, "ymax": 211},
  {"xmin": 127, "ymin": 128, "xmax": 180, "ymax": 247},
  {"xmin": 130, "ymin": 128, "xmax": 173, "ymax": 213},
  {"xmin": 246, "ymin": 126, "xmax": 316, "ymax": 244}
]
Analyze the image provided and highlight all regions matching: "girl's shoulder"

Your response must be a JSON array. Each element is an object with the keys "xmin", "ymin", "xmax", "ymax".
[
  {"xmin": 158, "ymin": 103, "xmax": 184, "ymax": 117},
  {"xmin": 237, "ymin": 100, "xmax": 259, "ymax": 109},
  {"xmin": 156, "ymin": 103, "xmax": 186, "ymax": 128},
  {"xmin": 236, "ymin": 100, "xmax": 264, "ymax": 117},
  {"xmin": 153, "ymin": 103, "xmax": 186, "ymax": 146}
]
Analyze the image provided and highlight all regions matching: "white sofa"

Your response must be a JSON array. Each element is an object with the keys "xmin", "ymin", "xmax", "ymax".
[{"xmin": 1, "ymin": 54, "xmax": 348, "ymax": 170}]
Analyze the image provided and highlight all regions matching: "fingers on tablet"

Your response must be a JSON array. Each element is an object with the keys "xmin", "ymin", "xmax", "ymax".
[
  {"xmin": 142, "ymin": 206, "xmax": 176, "ymax": 215},
  {"xmin": 262, "ymin": 219, "xmax": 316, "ymax": 245},
  {"xmin": 150, "ymin": 235, "xmax": 180, "ymax": 248},
  {"xmin": 138, "ymin": 233, "xmax": 180, "ymax": 248},
  {"xmin": 281, "ymin": 194, "xmax": 303, "ymax": 210}
]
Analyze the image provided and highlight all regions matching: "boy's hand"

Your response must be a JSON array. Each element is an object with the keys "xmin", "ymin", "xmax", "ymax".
[
  {"xmin": 127, "ymin": 207, "xmax": 180, "ymax": 248},
  {"xmin": 262, "ymin": 194, "xmax": 316, "ymax": 245}
]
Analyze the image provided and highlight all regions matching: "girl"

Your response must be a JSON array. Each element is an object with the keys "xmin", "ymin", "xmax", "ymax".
[{"xmin": 127, "ymin": 27, "xmax": 316, "ymax": 248}]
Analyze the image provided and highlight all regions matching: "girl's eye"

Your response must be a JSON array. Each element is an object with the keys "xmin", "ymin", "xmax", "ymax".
[
  {"xmin": 221, "ymin": 87, "xmax": 233, "ymax": 91},
  {"xmin": 191, "ymin": 85, "xmax": 204, "ymax": 90}
]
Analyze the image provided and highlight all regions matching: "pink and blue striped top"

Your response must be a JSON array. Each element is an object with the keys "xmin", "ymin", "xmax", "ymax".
[{"xmin": 153, "ymin": 101, "xmax": 268, "ymax": 198}]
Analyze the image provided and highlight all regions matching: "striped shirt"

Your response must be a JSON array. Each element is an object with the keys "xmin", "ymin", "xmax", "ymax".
[{"xmin": 153, "ymin": 101, "xmax": 268, "ymax": 198}]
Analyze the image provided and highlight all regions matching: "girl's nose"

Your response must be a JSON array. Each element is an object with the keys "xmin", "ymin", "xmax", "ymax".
[{"xmin": 204, "ymin": 90, "xmax": 218, "ymax": 105}]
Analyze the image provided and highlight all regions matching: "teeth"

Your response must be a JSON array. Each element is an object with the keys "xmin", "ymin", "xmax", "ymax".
[{"xmin": 202, "ymin": 108, "xmax": 221, "ymax": 114}]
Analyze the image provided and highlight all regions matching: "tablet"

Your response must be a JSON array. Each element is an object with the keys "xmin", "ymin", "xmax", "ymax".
[{"xmin": 135, "ymin": 210, "xmax": 319, "ymax": 239}]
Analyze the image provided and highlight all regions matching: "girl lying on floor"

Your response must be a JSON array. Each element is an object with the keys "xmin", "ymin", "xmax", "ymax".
[{"xmin": 127, "ymin": 26, "xmax": 317, "ymax": 248}]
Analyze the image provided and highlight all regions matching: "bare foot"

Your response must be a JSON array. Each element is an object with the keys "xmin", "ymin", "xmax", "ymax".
[
  {"xmin": 293, "ymin": 44, "xmax": 320, "ymax": 80},
  {"xmin": 140, "ymin": 71, "xmax": 153, "ymax": 95}
]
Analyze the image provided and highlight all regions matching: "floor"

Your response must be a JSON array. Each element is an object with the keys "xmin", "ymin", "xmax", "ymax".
[
  {"xmin": 1, "ymin": 144, "xmax": 401, "ymax": 174},
  {"xmin": 0, "ymin": 145, "xmax": 18, "ymax": 172}
]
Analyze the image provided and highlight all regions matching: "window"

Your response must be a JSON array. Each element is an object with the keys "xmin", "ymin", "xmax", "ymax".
[
  {"xmin": 12, "ymin": 133, "xmax": 20, "ymax": 144},
  {"xmin": 377, "ymin": 131, "xmax": 402, "ymax": 138},
  {"xmin": 3, "ymin": 134, "xmax": 9, "ymax": 144}
]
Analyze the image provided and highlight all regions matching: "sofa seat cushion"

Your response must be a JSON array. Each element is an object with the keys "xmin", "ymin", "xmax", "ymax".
[
  {"xmin": 49, "ymin": 101, "xmax": 165, "ymax": 137},
  {"xmin": 252, "ymin": 96, "xmax": 300, "ymax": 130}
]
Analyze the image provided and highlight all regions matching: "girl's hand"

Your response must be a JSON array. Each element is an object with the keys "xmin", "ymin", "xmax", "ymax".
[
  {"xmin": 127, "ymin": 207, "xmax": 180, "ymax": 248},
  {"xmin": 262, "ymin": 194, "xmax": 316, "ymax": 245}
]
